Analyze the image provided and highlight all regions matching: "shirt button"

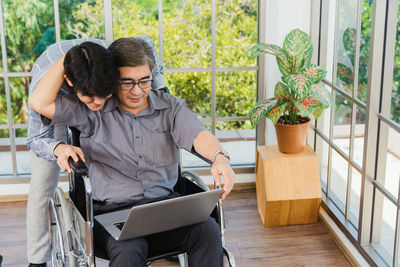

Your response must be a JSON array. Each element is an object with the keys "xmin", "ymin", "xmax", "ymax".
[{"xmin": 139, "ymin": 155, "xmax": 143, "ymax": 159}]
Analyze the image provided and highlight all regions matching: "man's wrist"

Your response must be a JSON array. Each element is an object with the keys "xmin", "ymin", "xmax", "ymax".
[{"xmin": 211, "ymin": 148, "xmax": 230, "ymax": 164}]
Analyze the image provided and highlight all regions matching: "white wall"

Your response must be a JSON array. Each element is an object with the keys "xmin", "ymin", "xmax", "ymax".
[{"xmin": 260, "ymin": 0, "xmax": 312, "ymax": 145}]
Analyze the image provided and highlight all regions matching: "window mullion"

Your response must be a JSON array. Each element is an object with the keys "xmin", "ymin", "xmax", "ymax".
[
  {"xmin": 375, "ymin": 0, "xmax": 398, "ymax": 190},
  {"xmin": 359, "ymin": 0, "xmax": 387, "ymax": 247},
  {"xmin": 103, "ymin": 0, "xmax": 113, "ymax": 41},
  {"xmin": 53, "ymin": 0, "xmax": 60, "ymax": 42},
  {"xmin": 211, "ymin": 0, "xmax": 216, "ymax": 135},
  {"xmin": 326, "ymin": 0, "xmax": 341, "ymax": 202},
  {"xmin": 158, "ymin": 0, "xmax": 164, "ymax": 65},
  {"xmin": 0, "ymin": 0, "xmax": 18, "ymax": 176},
  {"xmin": 255, "ymin": 0, "xmax": 267, "ymax": 146}
]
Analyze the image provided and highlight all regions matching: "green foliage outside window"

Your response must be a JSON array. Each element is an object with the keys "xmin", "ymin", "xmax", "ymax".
[
  {"xmin": 0, "ymin": 0, "xmax": 93, "ymax": 137},
  {"xmin": 0, "ymin": 0, "xmax": 257, "ymax": 138}
]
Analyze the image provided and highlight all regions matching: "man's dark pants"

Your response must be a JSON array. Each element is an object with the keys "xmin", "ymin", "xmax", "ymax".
[{"xmin": 93, "ymin": 195, "xmax": 223, "ymax": 267}]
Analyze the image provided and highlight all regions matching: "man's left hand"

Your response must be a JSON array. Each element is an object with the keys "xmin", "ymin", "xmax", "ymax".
[{"xmin": 210, "ymin": 155, "xmax": 235, "ymax": 200}]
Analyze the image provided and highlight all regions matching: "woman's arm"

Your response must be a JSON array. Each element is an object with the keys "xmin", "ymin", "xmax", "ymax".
[{"xmin": 28, "ymin": 56, "xmax": 65, "ymax": 119}]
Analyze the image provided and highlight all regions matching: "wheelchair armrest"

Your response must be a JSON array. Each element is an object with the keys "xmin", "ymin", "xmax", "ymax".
[
  {"xmin": 190, "ymin": 147, "xmax": 212, "ymax": 165},
  {"xmin": 68, "ymin": 157, "xmax": 89, "ymax": 176}
]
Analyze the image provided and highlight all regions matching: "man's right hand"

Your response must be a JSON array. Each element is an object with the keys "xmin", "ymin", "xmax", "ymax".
[{"xmin": 53, "ymin": 143, "xmax": 85, "ymax": 173}]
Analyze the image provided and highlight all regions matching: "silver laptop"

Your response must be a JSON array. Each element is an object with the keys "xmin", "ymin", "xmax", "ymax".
[{"xmin": 95, "ymin": 188, "xmax": 223, "ymax": 241}]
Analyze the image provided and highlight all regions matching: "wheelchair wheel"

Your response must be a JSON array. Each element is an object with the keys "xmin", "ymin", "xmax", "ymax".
[
  {"xmin": 48, "ymin": 187, "xmax": 77, "ymax": 267},
  {"xmin": 223, "ymin": 246, "xmax": 236, "ymax": 267}
]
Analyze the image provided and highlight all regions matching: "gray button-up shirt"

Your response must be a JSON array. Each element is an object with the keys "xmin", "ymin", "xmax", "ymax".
[
  {"xmin": 51, "ymin": 90, "xmax": 206, "ymax": 203},
  {"xmin": 27, "ymin": 36, "xmax": 165, "ymax": 161}
]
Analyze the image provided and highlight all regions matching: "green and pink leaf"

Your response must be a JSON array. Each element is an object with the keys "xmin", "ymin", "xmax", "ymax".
[
  {"xmin": 293, "ymin": 97, "xmax": 319, "ymax": 117},
  {"xmin": 283, "ymin": 29, "xmax": 306, "ymax": 74},
  {"xmin": 310, "ymin": 83, "xmax": 332, "ymax": 107},
  {"xmin": 300, "ymin": 64, "xmax": 327, "ymax": 84},
  {"xmin": 283, "ymin": 74, "xmax": 313, "ymax": 99},
  {"xmin": 312, "ymin": 107, "xmax": 325, "ymax": 120},
  {"xmin": 249, "ymin": 98, "xmax": 287, "ymax": 126},
  {"xmin": 274, "ymin": 81, "xmax": 291, "ymax": 99},
  {"xmin": 265, "ymin": 102, "xmax": 288, "ymax": 125},
  {"xmin": 249, "ymin": 98, "xmax": 278, "ymax": 127},
  {"xmin": 248, "ymin": 43, "xmax": 291, "ymax": 75},
  {"xmin": 301, "ymin": 32, "xmax": 313, "ymax": 66}
]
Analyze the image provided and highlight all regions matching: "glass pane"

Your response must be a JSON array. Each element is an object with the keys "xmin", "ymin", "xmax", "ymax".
[
  {"xmin": 329, "ymin": 149, "xmax": 349, "ymax": 214},
  {"xmin": 216, "ymin": 71, "xmax": 256, "ymax": 125},
  {"xmin": 390, "ymin": 1, "xmax": 400, "ymax": 124},
  {"xmin": 0, "ymin": 129, "xmax": 12, "ymax": 175},
  {"xmin": 333, "ymin": 92, "xmax": 351, "ymax": 155},
  {"xmin": 371, "ymin": 189, "xmax": 396, "ymax": 266},
  {"xmin": 15, "ymin": 128, "xmax": 30, "ymax": 174},
  {"xmin": 181, "ymin": 121, "xmax": 211, "ymax": 168},
  {"xmin": 352, "ymin": 105, "xmax": 366, "ymax": 168},
  {"xmin": 0, "ymin": 79, "xmax": 7, "ymax": 125},
  {"xmin": 316, "ymin": 135, "xmax": 329, "ymax": 194},
  {"xmin": 113, "ymin": 0, "xmax": 159, "ymax": 44},
  {"xmin": 356, "ymin": 0, "xmax": 372, "ymax": 103},
  {"xmin": 9, "ymin": 77, "xmax": 30, "ymax": 124},
  {"xmin": 165, "ymin": 72, "xmax": 211, "ymax": 119},
  {"xmin": 15, "ymin": 128, "xmax": 27, "ymax": 138},
  {"xmin": 377, "ymin": 124, "xmax": 400, "ymax": 199},
  {"xmin": 163, "ymin": 0, "xmax": 210, "ymax": 68},
  {"xmin": 3, "ymin": 0, "xmax": 54, "ymax": 72},
  {"xmin": 216, "ymin": 0, "xmax": 257, "ymax": 67},
  {"xmin": 316, "ymin": 85, "xmax": 333, "ymax": 139},
  {"xmin": 348, "ymin": 167, "xmax": 361, "ymax": 229},
  {"xmin": 60, "ymin": 0, "xmax": 105, "ymax": 39},
  {"xmin": 335, "ymin": 0, "xmax": 357, "ymax": 94},
  {"xmin": 216, "ymin": 121, "xmax": 255, "ymax": 166}
]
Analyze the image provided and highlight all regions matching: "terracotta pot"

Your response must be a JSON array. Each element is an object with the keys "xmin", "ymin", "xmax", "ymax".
[{"xmin": 274, "ymin": 116, "xmax": 311, "ymax": 154}]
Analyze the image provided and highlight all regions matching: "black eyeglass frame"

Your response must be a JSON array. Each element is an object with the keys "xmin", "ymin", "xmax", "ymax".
[{"xmin": 119, "ymin": 79, "xmax": 153, "ymax": 91}]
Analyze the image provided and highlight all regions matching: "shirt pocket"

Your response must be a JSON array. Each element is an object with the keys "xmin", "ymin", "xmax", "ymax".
[{"xmin": 144, "ymin": 129, "xmax": 178, "ymax": 167}]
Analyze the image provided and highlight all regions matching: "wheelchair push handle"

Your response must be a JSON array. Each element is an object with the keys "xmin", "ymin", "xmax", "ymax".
[{"xmin": 68, "ymin": 156, "xmax": 89, "ymax": 175}]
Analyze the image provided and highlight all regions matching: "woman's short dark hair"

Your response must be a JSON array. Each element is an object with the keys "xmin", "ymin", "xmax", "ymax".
[
  {"xmin": 108, "ymin": 38, "xmax": 155, "ymax": 71},
  {"xmin": 63, "ymin": 42, "xmax": 120, "ymax": 97}
]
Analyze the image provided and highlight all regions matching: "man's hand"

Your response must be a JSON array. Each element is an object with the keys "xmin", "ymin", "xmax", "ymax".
[
  {"xmin": 210, "ymin": 154, "xmax": 235, "ymax": 200},
  {"xmin": 53, "ymin": 143, "xmax": 85, "ymax": 173}
]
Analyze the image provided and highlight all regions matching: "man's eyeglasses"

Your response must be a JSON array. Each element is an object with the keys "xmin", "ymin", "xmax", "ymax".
[{"xmin": 119, "ymin": 79, "xmax": 153, "ymax": 91}]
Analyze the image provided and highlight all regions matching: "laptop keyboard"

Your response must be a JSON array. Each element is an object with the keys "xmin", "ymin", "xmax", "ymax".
[{"xmin": 114, "ymin": 221, "xmax": 125, "ymax": 230}]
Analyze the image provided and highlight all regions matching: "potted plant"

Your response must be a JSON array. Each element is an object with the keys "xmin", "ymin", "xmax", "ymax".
[{"xmin": 248, "ymin": 28, "xmax": 332, "ymax": 153}]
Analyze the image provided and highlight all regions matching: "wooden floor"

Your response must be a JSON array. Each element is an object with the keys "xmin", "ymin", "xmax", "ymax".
[{"xmin": 0, "ymin": 189, "xmax": 351, "ymax": 267}]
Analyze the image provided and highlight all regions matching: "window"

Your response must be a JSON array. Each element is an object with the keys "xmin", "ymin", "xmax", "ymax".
[
  {"xmin": 0, "ymin": 0, "xmax": 258, "ymax": 178},
  {"xmin": 315, "ymin": 0, "xmax": 400, "ymax": 265}
]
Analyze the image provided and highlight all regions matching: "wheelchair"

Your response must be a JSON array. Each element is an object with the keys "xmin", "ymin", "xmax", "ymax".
[{"xmin": 47, "ymin": 126, "xmax": 236, "ymax": 267}]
